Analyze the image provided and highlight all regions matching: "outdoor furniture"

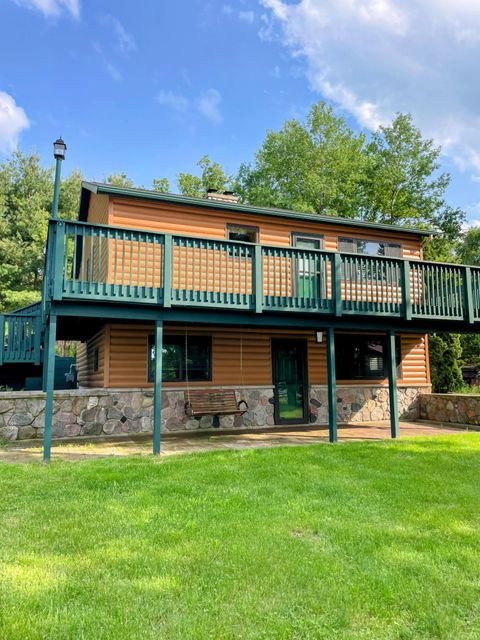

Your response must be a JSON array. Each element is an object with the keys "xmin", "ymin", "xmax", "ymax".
[{"xmin": 184, "ymin": 389, "xmax": 248, "ymax": 427}]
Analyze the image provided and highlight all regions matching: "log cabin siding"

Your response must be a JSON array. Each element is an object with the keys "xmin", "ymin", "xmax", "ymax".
[
  {"xmin": 101, "ymin": 196, "xmax": 423, "ymax": 259},
  {"xmin": 76, "ymin": 328, "xmax": 107, "ymax": 388},
  {"xmin": 78, "ymin": 324, "xmax": 429, "ymax": 388}
]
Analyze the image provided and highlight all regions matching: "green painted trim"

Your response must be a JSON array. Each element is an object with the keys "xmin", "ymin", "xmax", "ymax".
[
  {"xmin": 0, "ymin": 316, "xmax": 4, "ymax": 366},
  {"xmin": 401, "ymin": 261, "xmax": 412, "ymax": 321},
  {"xmin": 254, "ymin": 244, "xmax": 263, "ymax": 314},
  {"xmin": 464, "ymin": 267, "xmax": 475, "ymax": 324},
  {"xmin": 386, "ymin": 329, "xmax": 399, "ymax": 439},
  {"xmin": 51, "ymin": 158, "xmax": 62, "ymax": 220},
  {"xmin": 326, "ymin": 327, "xmax": 337, "ymax": 443},
  {"xmin": 163, "ymin": 234, "xmax": 172, "ymax": 308},
  {"xmin": 80, "ymin": 181, "xmax": 436, "ymax": 238},
  {"xmin": 53, "ymin": 222, "xmax": 65, "ymax": 301},
  {"xmin": 153, "ymin": 320, "xmax": 163, "ymax": 455},
  {"xmin": 333, "ymin": 253, "xmax": 343, "ymax": 317},
  {"xmin": 43, "ymin": 315, "xmax": 57, "ymax": 462}
]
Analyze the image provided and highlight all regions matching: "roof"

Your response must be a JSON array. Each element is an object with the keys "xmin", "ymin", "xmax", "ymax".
[{"xmin": 79, "ymin": 181, "xmax": 437, "ymax": 238}]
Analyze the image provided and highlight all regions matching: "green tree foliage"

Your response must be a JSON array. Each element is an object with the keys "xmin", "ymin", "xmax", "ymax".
[
  {"xmin": 236, "ymin": 102, "xmax": 367, "ymax": 216},
  {"xmin": 458, "ymin": 227, "xmax": 480, "ymax": 266},
  {"xmin": 460, "ymin": 334, "xmax": 480, "ymax": 370},
  {"xmin": 178, "ymin": 155, "xmax": 230, "ymax": 197},
  {"xmin": 106, "ymin": 171, "xmax": 135, "ymax": 187},
  {"xmin": 152, "ymin": 177, "xmax": 170, "ymax": 193},
  {"xmin": 0, "ymin": 150, "xmax": 83, "ymax": 312},
  {"xmin": 429, "ymin": 334, "xmax": 464, "ymax": 393}
]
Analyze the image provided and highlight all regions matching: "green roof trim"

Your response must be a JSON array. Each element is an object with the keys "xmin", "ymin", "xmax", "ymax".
[{"xmin": 80, "ymin": 181, "xmax": 438, "ymax": 238}]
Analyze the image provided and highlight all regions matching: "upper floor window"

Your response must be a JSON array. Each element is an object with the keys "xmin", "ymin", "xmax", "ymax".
[
  {"xmin": 339, "ymin": 238, "xmax": 402, "ymax": 258},
  {"xmin": 292, "ymin": 233, "xmax": 324, "ymax": 250},
  {"xmin": 227, "ymin": 224, "xmax": 258, "ymax": 243}
]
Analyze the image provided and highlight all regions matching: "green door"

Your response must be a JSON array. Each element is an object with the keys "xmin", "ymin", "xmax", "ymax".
[
  {"xmin": 293, "ymin": 235, "xmax": 323, "ymax": 300},
  {"xmin": 272, "ymin": 339, "xmax": 308, "ymax": 424}
]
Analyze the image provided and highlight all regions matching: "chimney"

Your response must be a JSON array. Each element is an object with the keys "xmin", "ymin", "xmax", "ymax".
[{"xmin": 205, "ymin": 189, "xmax": 239, "ymax": 204}]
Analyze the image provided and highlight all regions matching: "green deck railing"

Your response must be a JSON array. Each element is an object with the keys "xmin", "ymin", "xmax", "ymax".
[
  {"xmin": 0, "ymin": 313, "xmax": 42, "ymax": 365},
  {"xmin": 44, "ymin": 219, "xmax": 480, "ymax": 324}
]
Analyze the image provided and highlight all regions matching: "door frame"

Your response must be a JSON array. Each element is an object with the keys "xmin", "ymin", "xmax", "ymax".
[{"xmin": 271, "ymin": 338, "xmax": 309, "ymax": 425}]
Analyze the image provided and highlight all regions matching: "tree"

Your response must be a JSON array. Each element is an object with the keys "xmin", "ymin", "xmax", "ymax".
[
  {"xmin": 106, "ymin": 171, "xmax": 135, "ymax": 187},
  {"xmin": 458, "ymin": 227, "xmax": 480, "ymax": 266},
  {"xmin": 152, "ymin": 177, "xmax": 170, "ymax": 193},
  {"xmin": 423, "ymin": 206, "xmax": 465, "ymax": 262},
  {"xmin": 428, "ymin": 334, "xmax": 464, "ymax": 393},
  {"xmin": 0, "ymin": 150, "xmax": 83, "ymax": 313},
  {"xmin": 236, "ymin": 102, "xmax": 367, "ymax": 216},
  {"xmin": 177, "ymin": 155, "xmax": 231, "ymax": 197},
  {"xmin": 460, "ymin": 334, "xmax": 480, "ymax": 371},
  {"xmin": 363, "ymin": 114, "xmax": 451, "ymax": 228}
]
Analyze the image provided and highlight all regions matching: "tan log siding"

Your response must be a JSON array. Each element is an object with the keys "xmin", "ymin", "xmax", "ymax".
[
  {"xmin": 109, "ymin": 198, "xmax": 423, "ymax": 259},
  {"xmin": 76, "ymin": 328, "xmax": 106, "ymax": 387},
  {"xmin": 87, "ymin": 193, "xmax": 110, "ymax": 225},
  {"xmin": 93, "ymin": 324, "xmax": 429, "ymax": 389}
]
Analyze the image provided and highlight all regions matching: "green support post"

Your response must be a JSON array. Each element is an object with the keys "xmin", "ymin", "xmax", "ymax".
[
  {"xmin": 401, "ymin": 260, "xmax": 412, "ymax": 320},
  {"xmin": 464, "ymin": 267, "xmax": 475, "ymax": 324},
  {"xmin": 254, "ymin": 244, "xmax": 263, "ymax": 314},
  {"xmin": 153, "ymin": 320, "xmax": 163, "ymax": 455},
  {"xmin": 386, "ymin": 329, "xmax": 399, "ymax": 439},
  {"xmin": 51, "ymin": 157, "xmax": 62, "ymax": 220},
  {"xmin": 0, "ymin": 315, "xmax": 4, "ymax": 366},
  {"xmin": 52, "ymin": 221, "xmax": 65, "ymax": 300},
  {"xmin": 333, "ymin": 253, "xmax": 343, "ymax": 317},
  {"xmin": 43, "ymin": 314, "xmax": 57, "ymax": 463},
  {"xmin": 163, "ymin": 234, "xmax": 172, "ymax": 308},
  {"xmin": 326, "ymin": 327, "xmax": 337, "ymax": 443}
]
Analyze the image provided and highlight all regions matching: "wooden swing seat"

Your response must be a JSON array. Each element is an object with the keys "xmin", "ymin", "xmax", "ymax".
[{"xmin": 184, "ymin": 389, "xmax": 248, "ymax": 419}]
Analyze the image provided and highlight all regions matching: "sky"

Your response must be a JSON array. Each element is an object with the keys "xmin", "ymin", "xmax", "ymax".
[{"xmin": 0, "ymin": 0, "xmax": 479, "ymax": 226}]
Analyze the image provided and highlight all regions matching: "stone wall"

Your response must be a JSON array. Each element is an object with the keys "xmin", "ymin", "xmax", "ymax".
[
  {"xmin": 419, "ymin": 393, "xmax": 480, "ymax": 426},
  {"xmin": 309, "ymin": 385, "xmax": 428, "ymax": 424},
  {"xmin": 0, "ymin": 384, "xmax": 428, "ymax": 441}
]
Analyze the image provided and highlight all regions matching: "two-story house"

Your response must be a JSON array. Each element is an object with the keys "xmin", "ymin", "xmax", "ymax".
[{"xmin": 2, "ymin": 181, "xmax": 480, "ymax": 459}]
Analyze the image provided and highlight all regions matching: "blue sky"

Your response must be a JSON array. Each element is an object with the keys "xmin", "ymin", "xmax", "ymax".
[{"xmin": 1, "ymin": 0, "xmax": 479, "ymax": 225}]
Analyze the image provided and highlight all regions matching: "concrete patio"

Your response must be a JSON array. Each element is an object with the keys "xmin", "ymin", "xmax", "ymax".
[{"xmin": 0, "ymin": 420, "xmax": 476, "ymax": 463}]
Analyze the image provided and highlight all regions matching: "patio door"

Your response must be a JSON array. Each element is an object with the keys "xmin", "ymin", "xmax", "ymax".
[
  {"xmin": 292, "ymin": 234, "xmax": 324, "ymax": 299},
  {"xmin": 272, "ymin": 339, "xmax": 308, "ymax": 425}
]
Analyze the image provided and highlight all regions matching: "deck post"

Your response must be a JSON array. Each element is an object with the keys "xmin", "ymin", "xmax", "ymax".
[
  {"xmin": 254, "ymin": 244, "xmax": 263, "ymax": 313},
  {"xmin": 153, "ymin": 319, "xmax": 164, "ymax": 455},
  {"xmin": 401, "ymin": 260, "xmax": 412, "ymax": 321},
  {"xmin": 333, "ymin": 253, "xmax": 343, "ymax": 317},
  {"xmin": 163, "ymin": 234, "xmax": 172, "ymax": 308},
  {"xmin": 463, "ymin": 267, "xmax": 475, "ymax": 324},
  {"xmin": 326, "ymin": 327, "xmax": 337, "ymax": 443},
  {"xmin": 43, "ymin": 314, "xmax": 57, "ymax": 463},
  {"xmin": 386, "ymin": 329, "xmax": 399, "ymax": 439},
  {"xmin": 0, "ymin": 315, "xmax": 4, "ymax": 366}
]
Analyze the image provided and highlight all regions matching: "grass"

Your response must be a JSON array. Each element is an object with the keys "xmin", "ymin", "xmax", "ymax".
[{"xmin": 1, "ymin": 435, "xmax": 480, "ymax": 639}]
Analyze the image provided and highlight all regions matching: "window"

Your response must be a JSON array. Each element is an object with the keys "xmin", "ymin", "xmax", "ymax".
[
  {"xmin": 227, "ymin": 224, "xmax": 258, "ymax": 243},
  {"xmin": 292, "ymin": 233, "xmax": 324, "ymax": 250},
  {"xmin": 339, "ymin": 238, "xmax": 402, "ymax": 258},
  {"xmin": 93, "ymin": 347, "xmax": 99, "ymax": 372},
  {"xmin": 336, "ymin": 334, "xmax": 401, "ymax": 380},
  {"xmin": 148, "ymin": 335, "xmax": 212, "ymax": 383}
]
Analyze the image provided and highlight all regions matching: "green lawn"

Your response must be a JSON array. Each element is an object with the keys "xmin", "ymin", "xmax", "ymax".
[{"xmin": 1, "ymin": 435, "xmax": 480, "ymax": 639}]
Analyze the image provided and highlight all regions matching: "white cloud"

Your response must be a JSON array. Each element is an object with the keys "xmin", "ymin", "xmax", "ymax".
[
  {"xmin": 157, "ymin": 88, "xmax": 223, "ymax": 124},
  {"xmin": 261, "ymin": 0, "xmax": 480, "ymax": 177},
  {"xmin": 14, "ymin": 0, "xmax": 79, "ymax": 18},
  {"xmin": 197, "ymin": 89, "xmax": 222, "ymax": 123},
  {"xmin": 0, "ymin": 91, "xmax": 30, "ymax": 154},
  {"xmin": 157, "ymin": 90, "xmax": 189, "ymax": 113},
  {"xmin": 239, "ymin": 10, "xmax": 255, "ymax": 23},
  {"xmin": 102, "ymin": 15, "xmax": 136, "ymax": 55}
]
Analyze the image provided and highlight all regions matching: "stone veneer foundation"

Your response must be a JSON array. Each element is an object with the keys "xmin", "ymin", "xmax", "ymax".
[
  {"xmin": 0, "ymin": 384, "xmax": 429, "ymax": 441},
  {"xmin": 419, "ymin": 393, "xmax": 480, "ymax": 426}
]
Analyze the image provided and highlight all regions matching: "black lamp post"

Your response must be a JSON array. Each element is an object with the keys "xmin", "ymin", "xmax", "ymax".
[{"xmin": 51, "ymin": 137, "xmax": 67, "ymax": 219}]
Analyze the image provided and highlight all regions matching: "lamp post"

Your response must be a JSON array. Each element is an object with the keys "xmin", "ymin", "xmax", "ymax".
[
  {"xmin": 42, "ymin": 137, "xmax": 66, "ymax": 463},
  {"xmin": 51, "ymin": 137, "xmax": 67, "ymax": 219}
]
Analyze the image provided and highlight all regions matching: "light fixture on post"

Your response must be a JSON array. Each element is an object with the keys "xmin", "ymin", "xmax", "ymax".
[{"xmin": 51, "ymin": 137, "xmax": 67, "ymax": 219}]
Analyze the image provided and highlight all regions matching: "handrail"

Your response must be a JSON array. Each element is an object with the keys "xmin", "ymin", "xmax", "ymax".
[
  {"xmin": 42, "ymin": 218, "xmax": 480, "ymax": 324},
  {"xmin": 1, "ymin": 313, "xmax": 42, "ymax": 364}
]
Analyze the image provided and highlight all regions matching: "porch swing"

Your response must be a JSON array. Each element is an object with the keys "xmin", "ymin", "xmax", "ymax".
[{"xmin": 184, "ymin": 328, "xmax": 248, "ymax": 427}]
